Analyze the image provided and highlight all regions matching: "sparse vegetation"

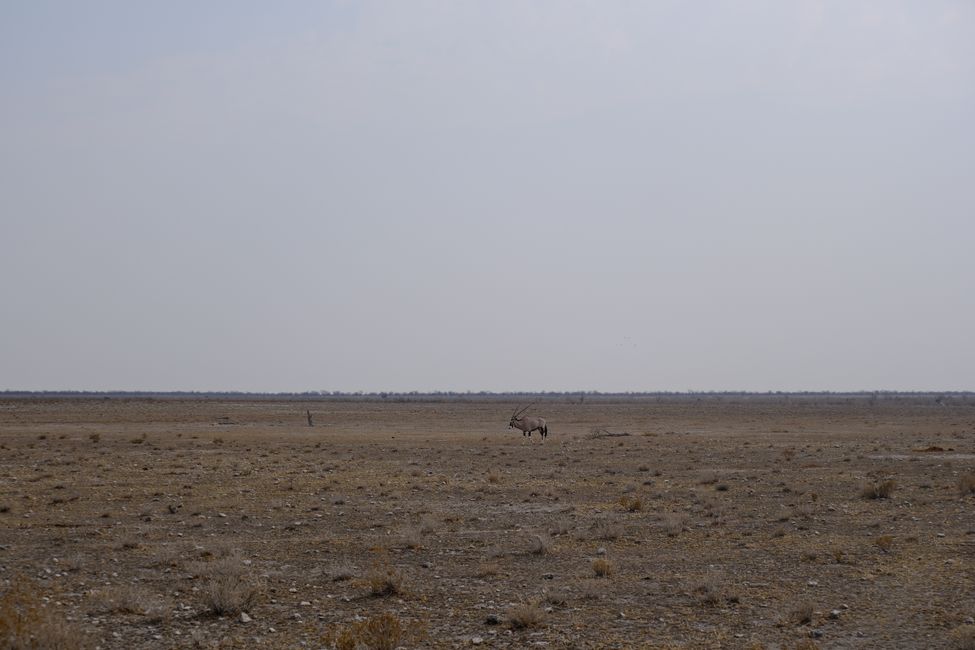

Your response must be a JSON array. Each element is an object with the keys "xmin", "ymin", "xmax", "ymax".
[
  {"xmin": 861, "ymin": 479, "xmax": 896, "ymax": 500},
  {"xmin": 324, "ymin": 612, "xmax": 425, "ymax": 650},
  {"xmin": 507, "ymin": 601, "xmax": 545, "ymax": 629},
  {"xmin": 0, "ymin": 576, "xmax": 90, "ymax": 649},
  {"xmin": 367, "ymin": 559, "xmax": 405, "ymax": 597},
  {"xmin": 90, "ymin": 584, "xmax": 169, "ymax": 621},
  {"xmin": 200, "ymin": 574, "xmax": 262, "ymax": 616},
  {"xmin": 590, "ymin": 520, "xmax": 624, "ymax": 540},
  {"xmin": 475, "ymin": 560, "xmax": 500, "ymax": 578},
  {"xmin": 663, "ymin": 514, "xmax": 686, "ymax": 537},
  {"xmin": 618, "ymin": 495, "xmax": 643, "ymax": 512},
  {"xmin": 328, "ymin": 564, "xmax": 356, "ymax": 582},
  {"xmin": 592, "ymin": 557, "xmax": 613, "ymax": 577},
  {"xmin": 783, "ymin": 602, "xmax": 815, "ymax": 626},
  {"xmin": 528, "ymin": 533, "xmax": 552, "ymax": 556},
  {"xmin": 951, "ymin": 624, "xmax": 975, "ymax": 650},
  {"xmin": 958, "ymin": 474, "xmax": 975, "ymax": 496},
  {"xmin": 1, "ymin": 395, "xmax": 970, "ymax": 648}
]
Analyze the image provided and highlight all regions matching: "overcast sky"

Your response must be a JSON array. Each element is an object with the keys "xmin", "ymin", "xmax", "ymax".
[{"xmin": 2, "ymin": 1, "xmax": 973, "ymax": 393}]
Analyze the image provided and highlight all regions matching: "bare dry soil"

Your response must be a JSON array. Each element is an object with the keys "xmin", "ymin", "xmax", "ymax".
[{"xmin": 1, "ymin": 396, "xmax": 973, "ymax": 649}]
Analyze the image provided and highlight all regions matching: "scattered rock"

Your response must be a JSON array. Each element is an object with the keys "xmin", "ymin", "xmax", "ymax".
[
  {"xmin": 596, "ymin": 547, "xmax": 607, "ymax": 556},
  {"xmin": 240, "ymin": 612, "xmax": 252, "ymax": 623},
  {"xmin": 829, "ymin": 609, "xmax": 842, "ymax": 620},
  {"xmin": 485, "ymin": 614, "xmax": 500, "ymax": 625},
  {"xmin": 472, "ymin": 636, "xmax": 483, "ymax": 644}
]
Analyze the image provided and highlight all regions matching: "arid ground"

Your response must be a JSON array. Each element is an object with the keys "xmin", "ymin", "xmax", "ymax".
[{"xmin": 1, "ymin": 395, "xmax": 973, "ymax": 649}]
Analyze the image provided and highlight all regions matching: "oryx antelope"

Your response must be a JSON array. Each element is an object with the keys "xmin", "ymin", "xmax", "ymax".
[{"xmin": 508, "ymin": 404, "xmax": 548, "ymax": 440}]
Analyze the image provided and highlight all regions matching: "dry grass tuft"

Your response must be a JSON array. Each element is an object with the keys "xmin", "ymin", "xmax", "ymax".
[
  {"xmin": 694, "ymin": 577, "xmax": 726, "ymax": 607},
  {"xmin": 861, "ymin": 479, "xmax": 896, "ymax": 500},
  {"xmin": 192, "ymin": 548, "xmax": 263, "ymax": 616},
  {"xmin": 200, "ymin": 574, "xmax": 263, "ymax": 616},
  {"xmin": 475, "ymin": 561, "xmax": 500, "ymax": 578},
  {"xmin": 782, "ymin": 602, "xmax": 815, "ymax": 626},
  {"xmin": 486, "ymin": 468, "xmax": 502, "ymax": 484},
  {"xmin": 0, "ymin": 575, "xmax": 90, "ymax": 649},
  {"xmin": 875, "ymin": 535, "xmax": 895, "ymax": 553},
  {"xmin": 589, "ymin": 520, "xmax": 624, "ymax": 541},
  {"xmin": 328, "ymin": 564, "xmax": 356, "ymax": 582},
  {"xmin": 663, "ymin": 514, "xmax": 686, "ymax": 537},
  {"xmin": 958, "ymin": 474, "xmax": 975, "ymax": 496},
  {"xmin": 548, "ymin": 518, "xmax": 571, "ymax": 537},
  {"xmin": 951, "ymin": 624, "xmax": 975, "ymax": 650},
  {"xmin": 618, "ymin": 496, "xmax": 643, "ymax": 512},
  {"xmin": 528, "ymin": 533, "xmax": 552, "ymax": 556},
  {"xmin": 324, "ymin": 612, "xmax": 426, "ymax": 650},
  {"xmin": 792, "ymin": 641, "xmax": 822, "ymax": 650},
  {"xmin": 592, "ymin": 557, "xmax": 613, "ymax": 578},
  {"xmin": 418, "ymin": 514, "xmax": 437, "ymax": 535},
  {"xmin": 507, "ymin": 601, "xmax": 545, "ymax": 630},
  {"xmin": 399, "ymin": 527, "xmax": 423, "ymax": 550},
  {"xmin": 90, "ymin": 583, "xmax": 169, "ymax": 621},
  {"xmin": 367, "ymin": 559, "xmax": 405, "ymax": 597}
]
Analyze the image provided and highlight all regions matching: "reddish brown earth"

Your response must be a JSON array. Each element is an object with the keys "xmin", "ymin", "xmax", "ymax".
[{"xmin": 0, "ymin": 396, "xmax": 973, "ymax": 649}]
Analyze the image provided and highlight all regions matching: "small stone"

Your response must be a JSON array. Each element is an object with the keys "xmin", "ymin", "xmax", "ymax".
[
  {"xmin": 807, "ymin": 580, "xmax": 819, "ymax": 587},
  {"xmin": 240, "ymin": 612, "xmax": 252, "ymax": 623},
  {"xmin": 596, "ymin": 547, "xmax": 607, "ymax": 556},
  {"xmin": 289, "ymin": 588, "xmax": 298, "ymax": 593},
  {"xmin": 829, "ymin": 609, "xmax": 842, "ymax": 619},
  {"xmin": 300, "ymin": 601, "xmax": 311, "ymax": 606},
  {"xmin": 810, "ymin": 629, "xmax": 823, "ymax": 639},
  {"xmin": 937, "ymin": 533, "xmax": 946, "ymax": 538},
  {"xmin": 485, "ymin": 615, "xmax": 500, "ymax": 625},
  {"xmin": 543, "ymin": 573, "xmax": 554, "ymax": 580},
  {"xmin": 472, "ymin": 637, "xmax": 484, "ymax": 645},
  {"xmin": 965, "ymin": 616, "xmax": 975, "ymax": 625}
]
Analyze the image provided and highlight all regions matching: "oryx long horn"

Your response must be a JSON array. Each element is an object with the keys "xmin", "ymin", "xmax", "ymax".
[{"xmin": 513, "ymin": 403, "xmax": 534, "ymax": 418}]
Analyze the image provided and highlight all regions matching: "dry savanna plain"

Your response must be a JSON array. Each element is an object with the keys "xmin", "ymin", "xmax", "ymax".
[{"xmin": 1, "ymin": 395, "xmax": 974, "ymax": 649}]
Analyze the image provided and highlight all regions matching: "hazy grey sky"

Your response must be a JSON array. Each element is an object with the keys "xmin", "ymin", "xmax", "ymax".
[{"xmin": 2, "ymin": 1, "xmax": 973, "ymax": 393}]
